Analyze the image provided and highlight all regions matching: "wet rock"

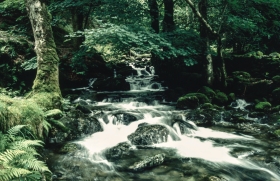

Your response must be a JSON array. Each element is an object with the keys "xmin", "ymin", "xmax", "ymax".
[
  {"xmin": 208, "ymin": 176, "xmax": 228, "ymax": 181},
  {"xmin": 58, "ymin": 142, "xmax": 81, "ymax": 154},
  {"xmin": 105, "ymin": 142, "xmax": 133, "ymax": 160},
  {"xmin": 103, "ymin": 111, "xmax": 139, "ymax": 125},
  {"xmin": 76, "ymin": 104, "xmax": 92, "ymax": 114},
  {"xmin": 48, "ymin": 110, "xmax": 103, "ymax": 143},
  {"xmin": 128, "ymin": 124, "xmax": 168, "ymax": 145},
  {"xmin": 128, "ymin": 153, "xmax": 165, "ymax": 172},
  {"xmin": 172, "ymin": 119, "xmax": 197, "ymax": 134}
]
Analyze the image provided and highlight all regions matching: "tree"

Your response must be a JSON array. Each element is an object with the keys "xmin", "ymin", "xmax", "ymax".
[
  {"xmin": 185, "ymin": 0, "xmax": 227, "ymax": 88},
  {"xmin": 162, "ymin": 0, "xmax": 176, "ymax": 32},
  {"xmin": 24, "ymin": 0, "xmax": 62, "ymax": 109},
  {"xmin": 148, "ymin": 0, "xmax": 159, "ymax": 33},
  {"xmin": 198, "ymin": 0, "xmax": 214, "ymax": 86}
]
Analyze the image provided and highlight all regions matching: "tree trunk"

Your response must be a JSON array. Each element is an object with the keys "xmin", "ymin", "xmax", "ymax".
[
  {"xmin": 185, "ymin": 0, "xmax": 227, "ymax": 88},
  {"xmin": 25, "ymin": 0, "xmax": 62, "ymax": 109},
  {"xmin": 199, "ymin": 0, "xmax": 214, "ymax": 86},
  {"xmin": 162, "ymin": 0, "xmax": 176, "ymax": 32},
  {"xmin": 215, "ymin": 36, "xmax": 227, "ymax": 88},
  {"xmin": 148, "ymin": 0, "xmax": 159, "ymax": 33},
  {"xmin": 71, "ymin": 8, "xmax": 85, "ymax": 51}
]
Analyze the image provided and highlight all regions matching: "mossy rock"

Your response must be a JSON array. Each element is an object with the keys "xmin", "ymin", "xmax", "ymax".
[
  {"xmin": 228, "ymin": 93, "xmax": 236, "ymax": 102},
  {"xmin": 59, "ymin": 143, "xmax": 81, "ymax": 154},
  {"xmin": 198, "ymin": 86, "xmax": 216, "ymax": 99},
  {"xmin": 177, "ymin": 95, "xmax": 199, "ymax": 109},
  {"xmin": 200, "ymin": 103, "xmax": 213, "ymax": 109},
  {"xmin": 212, "ymin": 91, "xmax": 228, "ymax": 106},
  {"xmin": 274, "ymin": 129, "xmax": 280, "ymax": 136},
  {"xmin": 255, "ymin": 101, "xmax": 271, "ymax": 111},
  {"xmin": 0, "ymin": 95, "xmax": 45, "ymax": 139},
  {"xmin": 185, "ymin": 93, "xmax": 210, "ymax": 104},
  {"xmin": 177, "ymin": 93, "xmax": 209, "ymax": 109}
]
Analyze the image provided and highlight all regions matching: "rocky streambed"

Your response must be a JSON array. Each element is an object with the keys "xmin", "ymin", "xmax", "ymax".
[{"xmin": 44, "ymin": 89, "xmax": 280, "ymax": 181}]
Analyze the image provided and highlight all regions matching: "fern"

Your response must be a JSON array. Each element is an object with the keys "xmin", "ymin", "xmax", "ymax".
[
  {"xmin": 42, "ymin": 119, "xmax": 51, "ymax": 136},
  {"xmin": 0, "ymin": 125, "xmax": 51, "ymax": 181}
]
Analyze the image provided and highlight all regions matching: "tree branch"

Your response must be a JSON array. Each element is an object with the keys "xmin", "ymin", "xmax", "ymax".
[{"xmin": 184, "ymin": 0, "xmax": 218, "ymax": 36}]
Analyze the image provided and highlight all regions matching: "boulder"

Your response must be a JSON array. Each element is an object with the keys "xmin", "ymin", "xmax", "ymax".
[
  {"xmin": 254, "ymin": 101, "xmax": 271, "ymax": 112},
  {"xmin": 176, "ymin": 93, "xmax": 209, "ymax": 109},
  {"xmin": 128, "ymin": 153, "xmax": 165, "ymax": 172},
  {"xmin": 105, "ymin": 142, "xmax": 132, "ymax": 160},
  {"xmin": 128, "ymin": 124, "xmax": 168, "ymax": 145}
]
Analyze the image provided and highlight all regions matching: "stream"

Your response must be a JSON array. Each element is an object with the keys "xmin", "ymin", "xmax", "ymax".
[{"xmin": 46, "ymin": 64, "xmax": 280, "ymax": 181}]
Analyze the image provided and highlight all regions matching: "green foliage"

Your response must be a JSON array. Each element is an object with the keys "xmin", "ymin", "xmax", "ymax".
[
  {"xmin": 0, "ymin": 0, "xmax": 30, "ymax": 33},
  {"xmin": 21, "ymin": 57, "xmax": 37, "ymax": 71},
  {"xmin": 82, "ymin": 23, "xmax": 198, "ymax": 66},
  {"xmin": 0, "ymin": 125, "xmax": 51, "ymax": 181}
]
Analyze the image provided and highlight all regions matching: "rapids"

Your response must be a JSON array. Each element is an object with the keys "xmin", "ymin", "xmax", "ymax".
[{"xmin": 47, "ymin": 64, "xmax": 280, "ymax": 181}]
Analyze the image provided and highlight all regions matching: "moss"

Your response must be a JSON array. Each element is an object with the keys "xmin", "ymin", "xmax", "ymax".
[
  {"xmin": 213, "ymin": 91, "xmax": 228, "ymax": 106},
  {"xmin": 232, "ymin": 71, "xmax": 251, "ymax": 79},
  {"xmin": 255, "ymin": 101, "xmax": 271, "ymax": 111},
  {"xmin": 177, "ymin": 96, "xmax": 199, "ymax": 109},
  {"xmin": 0, "ymin": 95, "xmax": 45, "ymax": 138},
  {"xmin": 200, "ymin": 103, "xmax": 213, "ymax": 109},
  {"xmin": 274, "ymin": 129, "xmax": 280, "ymax": 136},
  {"xmin": 184, "ymin": 93, "xmax": 210, "ymax": 104},
  {"xmin": 198, "ymin": 86, "xmax": 216, "ymax": 99},
  {"xmin": 256, "ymin": 51, "xmax": 263, "ymax": 56},
  {"xmin": 269, "ymin": 52, "xmax": 280, "ymax": 59},
  {"xmin": 29, "ymin": 92, "xmax": 62, "ymax": 110},
  {"xmin": 228, "ymin": 93, "xmax": 236, "ymax": 102}
]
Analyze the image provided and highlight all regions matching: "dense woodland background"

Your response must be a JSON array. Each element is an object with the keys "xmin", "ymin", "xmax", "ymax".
[
  {"xmin": 0, "ymin": 0, "xmax": 280, "ymax": 93},
  {"xmin": 1, "ymin": 0, "xmax": 280, "ymax": 180}
]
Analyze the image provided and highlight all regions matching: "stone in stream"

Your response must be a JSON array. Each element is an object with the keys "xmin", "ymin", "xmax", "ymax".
[
  {"xmin": 128, "ymin": 153, "xmax": 165, "ymax": 172},
  {"xmin": 128, "ymin": 124, "xmax": 168, "ymax": 145},
  {"xmin": 105, "ymin": 142, "xmax": 133, "ymax": 160}
]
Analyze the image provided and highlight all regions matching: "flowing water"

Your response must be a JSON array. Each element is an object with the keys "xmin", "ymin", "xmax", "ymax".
[{"xmin": 48, "ymin": 65, "xmax": 280, "ymax": 181}]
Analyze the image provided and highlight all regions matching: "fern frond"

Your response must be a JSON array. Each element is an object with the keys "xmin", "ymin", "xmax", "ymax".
[
  {"xmin": 17, "ymin": 158, "xmax": 51, "ymax": 173},
  {"xmin": 0, "ymin": 149, "xmax": 25, "ymax": 163},
  {"xmin": 7, "ymin": 125, "xmax": 27, "ymax": 137},
  {"xmin": 42, "ymin": 119, "xmax": 51, "ymax": 135},
  {"xmin": 0, "ymin": 167, "xmax": 31, "ymax": 181},
  {"xmin": 10, "ymin": 140, "xmax": 44, "ymax": 149}
]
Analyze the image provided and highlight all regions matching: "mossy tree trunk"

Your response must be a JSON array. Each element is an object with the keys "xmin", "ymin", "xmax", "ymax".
[
  {"xmin": 25, "ymin": 0, "xmax": 62, "ymax": 109},
  {"xmin": 199, "ymin": 0, "xmax": 214, "ymax": 86}
]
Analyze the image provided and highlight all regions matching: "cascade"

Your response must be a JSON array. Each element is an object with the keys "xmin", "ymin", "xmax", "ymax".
[
  {"xmin": 125, "ymin": 63, "xmax": 166, "ymax": 91},
  {"xmin": 48, "ymin": 72, "xmax": 280, "ymax": 181}
]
